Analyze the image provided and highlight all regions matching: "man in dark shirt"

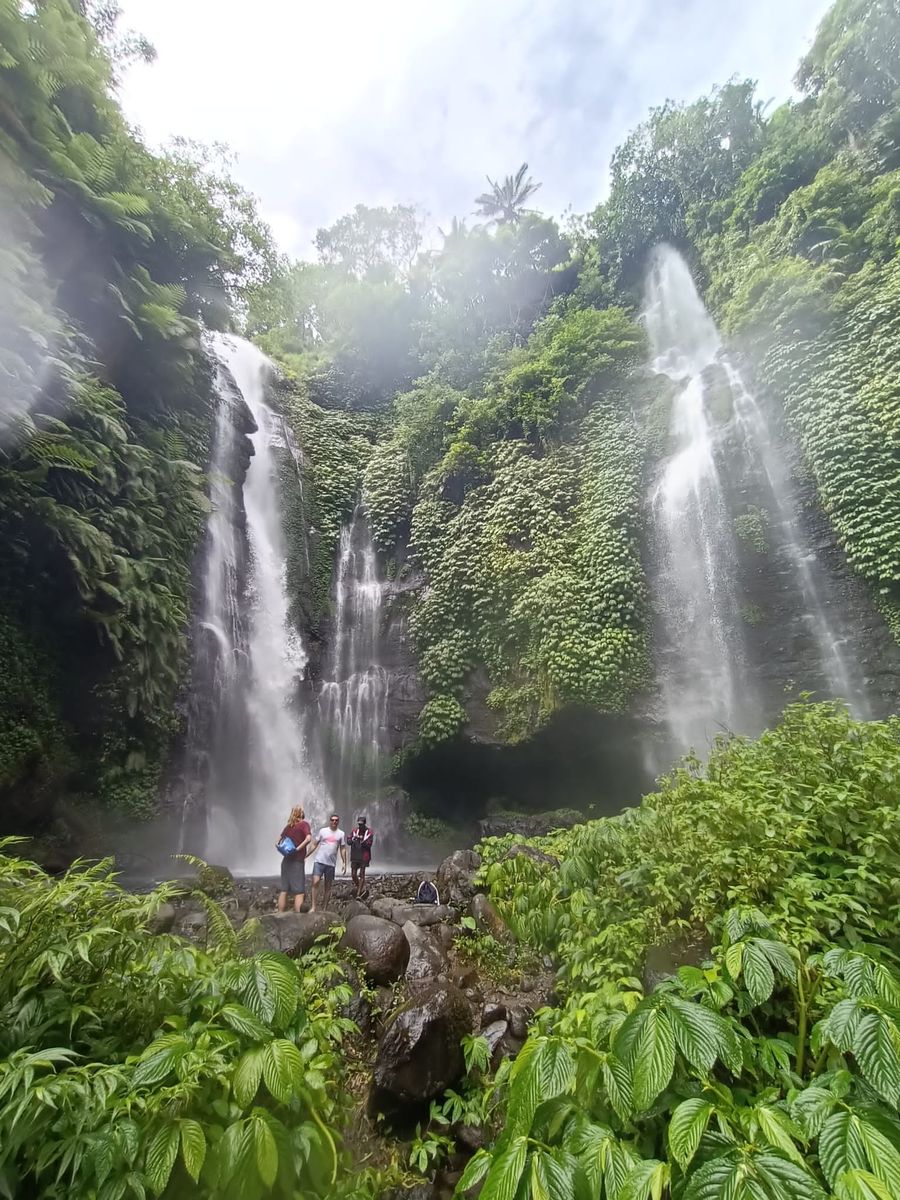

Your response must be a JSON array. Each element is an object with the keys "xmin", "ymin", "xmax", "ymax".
[
  {"xmin": 276, "ymin": 805, "xmax": 312, "ymax": 913},
  {"xmin": 348, "ymin": 815, "xmax": 374, "ymax": 899}
]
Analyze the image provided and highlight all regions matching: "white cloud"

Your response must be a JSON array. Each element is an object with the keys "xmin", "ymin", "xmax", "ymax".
[{"xmin": 117, "ymin": 0, "xmax": 832, "ymax": 257}]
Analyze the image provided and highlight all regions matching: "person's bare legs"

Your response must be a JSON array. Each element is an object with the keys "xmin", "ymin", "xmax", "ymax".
[
  {"xmin": 277, "ymin": 890, "xmax": 288, "ymax": 913},
  {"xmin": 310, "ymin": 873, "xmax": 322, "ymax": 912},
  {"xmin": 293, "ymin": 889, "xmax": 305, "ymax": 913},
  {"xmin": 323, "ymin": 873, "xmax": 334, "ymax": 910},
  {"xmin": 356, "ymin": 865, "xmax": 366, "ymax": 897}
]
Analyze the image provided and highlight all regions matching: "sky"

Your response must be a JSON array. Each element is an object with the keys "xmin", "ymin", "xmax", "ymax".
[{"xmin": 116, "ymin": 0, "xmax": 833, "ymax": 260}]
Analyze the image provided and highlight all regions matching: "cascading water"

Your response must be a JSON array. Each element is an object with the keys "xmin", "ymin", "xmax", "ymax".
[
  {"xmin": 645, "ymin": 244, "xmax": 868, "ymax": 755},
  {"xmin": 317, "ymin": 509, "xmax": 407, "ymax": 861},
  {"xmin": 645, "ymin": 247, "xmax": 755, "ymax": 752},
  {"xmin": 197, "ymin": 334, "xmax": 322, "ymax": 872}
]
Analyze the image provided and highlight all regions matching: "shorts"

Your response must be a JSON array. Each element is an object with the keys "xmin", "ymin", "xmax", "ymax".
[
  {"xmin": 280, "ymin": 857, "xmax": 306, "ymax": 894},
  {"xmin": 312, "ymin": 862, "xmax": 335, "ymax": 881}
]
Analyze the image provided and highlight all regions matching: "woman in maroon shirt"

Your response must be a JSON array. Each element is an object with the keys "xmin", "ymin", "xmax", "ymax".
[{"xmin": 276, "ymin": 805, "xmax": 311, "ymax": 913}]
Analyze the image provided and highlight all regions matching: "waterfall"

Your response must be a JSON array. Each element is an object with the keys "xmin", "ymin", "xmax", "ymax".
[
  {"xmin": 196, "ymin": 333, "xmax": 322, "ymax": 873},
  {"xmin": 645, "ymin": 245, "xmax": 867, "ymax": 756},
  {"xmin": 318, "ymin": 509, "xmax": 406, "ymax": 860},
  {"xmin": 645, "ymin": 247, "xmax": 756, "ymax": 751}
]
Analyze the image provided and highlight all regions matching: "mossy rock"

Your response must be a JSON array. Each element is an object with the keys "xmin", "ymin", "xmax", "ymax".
[{"xmin": 198, "ymin": 863, "xmax": 235, "ymax": 897}]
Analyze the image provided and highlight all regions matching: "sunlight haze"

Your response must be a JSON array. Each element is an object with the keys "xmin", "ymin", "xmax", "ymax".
[{"xmin": 117, "ymin": 0, "xmax": 832, "ymax": 256}]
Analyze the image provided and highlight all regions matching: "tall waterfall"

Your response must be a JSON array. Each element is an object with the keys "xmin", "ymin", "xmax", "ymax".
[
  {"xmin": 197, "ymin": 334, "xmax": 321, "ymax": 873},
  {"xmin": 645, "ymin": 245, "xmax": 867, "ymax": 755},
  {"xmin": 317, "ymin": 509, "xmax": 405, "ymax": 856}
]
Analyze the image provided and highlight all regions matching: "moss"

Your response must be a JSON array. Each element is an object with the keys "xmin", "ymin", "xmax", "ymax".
[{"xmin": 734, "ymin": 506, "xmax": 770, "ymax": 554}]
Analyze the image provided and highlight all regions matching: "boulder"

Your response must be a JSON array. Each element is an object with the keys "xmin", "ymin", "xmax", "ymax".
[
  {"xmin": 435, "ymin": 922, "xmax": 457, "ymax": 952},
  {"xmin": 261, "ymin": 911, "xmax": 340, "ymax": 955},
  {"xmin": 370, "ymin": 897, "xmax": 396, "ymax": 922},
  {"xmin": 436, "ymin": 849, "xmax": 481, "ymax": 908},
  {"xmin": 197, "ymin": 863, "xmax": 234, "ymax": 897},
  {"xmin": 148, "ymin": 902, "xmax": 176, "ymax": 934},
  {"xmin": 345, "ymin": 899, "xmax": 370, "ymax": 921},
  {"xmin": 372, "ymin": 980, "xmax": 472, "ymax": 1109},
  {"xmin": 341, "ymin": 915, "xmax": 410, "ymax": 985},
  {"xmin": 503, "ymin": 843, "xmax": 560, "ymax": 869},
  {"xmin": 403, "ymin": 921, "xmax": 448, "ymax": 981},
  {"xmin": 390, "ymin": 902, "xmax": 456, "ymax": 928},
  {"xmin": 480, "ymin": 809, "xmax": 582, "ymax": 840},
  {"xmin": 176, "ymin": 909, "xmax": 207, "ymax": 940},
  {"xmin": 469, "ymin": 893, "xmax": 509, "ymax": 941},
  {"xmin": 481, "ymin": 1019, "xmax": 508, "ymax": 1056}
]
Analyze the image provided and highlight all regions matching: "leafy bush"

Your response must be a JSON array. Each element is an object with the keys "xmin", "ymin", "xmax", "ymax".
[
  {"xmin": 0, "ymin": 844, "xmax": 362, "ymax": 1199},
  {"xmin": 458, "ymin": 702, "xmax": 900, "ymax": 1197}
]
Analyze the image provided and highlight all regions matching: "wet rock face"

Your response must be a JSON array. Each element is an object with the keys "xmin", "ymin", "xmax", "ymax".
[
  {"xmin": 260, "ymin": 911, "xmax": 341, "ymax": 956},
  {"xmin": 402, "ymin": 921, "xmax": 448, "ymax": 981},
  {"xmin": 372, "ymin": 979, "xmax": 472, "ymax": 1110},
  {"xmin": 436, "ymin": 849, "xmax": 481, "ymax": 909},
  {"xmin": 340, "ymin": 914, "xmax": 410, "ymax": 985},
  {"xmin": 469, "ymin": 893, "xmax": 509, "ymax": 941},
  {"xmin": 381, "ymin": 568, "xmax": 427, "ymax": 750}
]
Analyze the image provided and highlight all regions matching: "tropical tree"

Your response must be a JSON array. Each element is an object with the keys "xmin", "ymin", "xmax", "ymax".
[{"xmin": 474, "ymin": 162, "xmax": 542, "ymax": 224}]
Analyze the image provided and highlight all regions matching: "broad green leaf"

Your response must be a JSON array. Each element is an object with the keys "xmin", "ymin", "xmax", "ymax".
[
  {"xmin": 790, "ymin": 1086, "xmax": 836, "ymax": 1138},
  {"xmin": 853, "ymin": 1013, "xmax": 900, "ymax": 1106},
  {"xmin": 824, "ymin": 999, "xmax": 865, "ymax": 1051},
  {"xmin": 752, "ymin": 1151, "xmax": 826, "ymax": 1199},
  {"xmin": 621, "ymin": 1159, "xmax": 669, "ymax": 1200},
  {"xmin": 232, "ymin": 1047, "xmax": 265, "ymax": 1108},
  {"xmin": 754, "ymin": 938, "xmax": 798, "ymax": 984},
  {"xmin": 835, "ymin": 1169, "xmax": 895, "ymax": 1200},
  {"xmin": 219, "ymin": 1003, "xmax": 271, "ymax": 1042},
  {"xmin": 819, "ymin": 1112, "xmax": 869, "ymax": 1190},
  {"xmin": 253, "ymin": 1117, "xmax": 278, "ymax": 1188},
  {"xmin": 857, "ymin": 1114, "xmax": 900, "ymax": 1195},
  {"xmin": 682, "ymin": 1149, "xmax": 742, "ymax": 1200},
  {"xmin": 179, "ymin": 1120, "xmax": 206, "ymax": 1184},
  {"xmin": 144, "ymin": 1123, "xmax": 179, "ymax": 1197},
  {"xmin": 668, "ymin": 1099, "xmax": 714, "ymax": 1170},
  {"xmin": 251, "ymin": 955, "xmax": 300, "ymax": 1027},
  {"xmin": 743, "ymin": 941, "xmax": 776, "ymax": 1005},
  {"xmin": 262, "ymin": 1039, "xmax": 303, "ymax": 1104},
  {"xmin": 604, "ymin": 1054, "xmax": 634, "ymax": 1122},
  {"xmin": 531, "ymin": 1154, "xmax": 550, "ymax": 1200},
  {"xmin": 755, "ymin": 1105, "xmax": 805, "ymax": 1165},
  {"xmin": 456, "ymin": 1149, "xmax": 491, "ymax": 1192},
  {"xmin": 479, "ymin": 1135, "xmax": 528, "ymax": 1200},
  {"xmin": 666, "ymin": 996, "xmax": 735, "ymax": 1073},
  {"xmin": 507, "ymin": 1038, "xmax": 544, "ymax": 1136},
  {"xmin": 630, "ymin": 1008, "xmax": 675, "ymax": 1111},
  {"xmin": 725, "ymin": 942, "xmax": 744, "ymax": 980},
  {"xmin": 132, "ymin": 1037, "xmax": 187, "ymax": 1088}
]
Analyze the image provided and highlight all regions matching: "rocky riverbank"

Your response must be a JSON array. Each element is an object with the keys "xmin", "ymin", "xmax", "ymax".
[{"xmin": 156, "ymin": 850, "xmax": 555, "ymax": 1197}]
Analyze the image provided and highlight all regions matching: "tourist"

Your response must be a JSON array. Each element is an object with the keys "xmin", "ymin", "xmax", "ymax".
[
  {"xmin": 416, "ymin": 875, "xmax": 439, "ymax": 905},
  {"xmin": 276, "ymin": 805, "xmax": 311, "ymax": 913},
  {"xmin": 348, "ymin": 815, "xmax": 374, "ymax": 898},
  {"xmin": 308, "ymin": 813, "xmax": 348, "ymax": 912}
]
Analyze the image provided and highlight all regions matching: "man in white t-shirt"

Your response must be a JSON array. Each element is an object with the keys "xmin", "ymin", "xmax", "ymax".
[{"xmin": 307, "ymin": 813, "xmax": 348, "ymax": 912}]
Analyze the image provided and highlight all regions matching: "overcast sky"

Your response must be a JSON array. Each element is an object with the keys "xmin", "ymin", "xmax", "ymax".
[{"xmin": 117, "ymin": 0, "xmax": 832, "ymax": 259}]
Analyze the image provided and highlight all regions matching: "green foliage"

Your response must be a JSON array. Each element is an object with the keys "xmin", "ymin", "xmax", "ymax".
[
  {"xmin": 403, "ymin": 811, "xmax": 455, "ymax": 841},
  {"xmin": 461, "ymin": 703, "xmax": 900, "ymax": 1197},
  {"xmin": 280, "ymin": 387, "xmax": 374, "ymax": 627},
  {"xmin": 0, "ymin": 0, "xmax": 278, "ymax": 821},
  {"xmin": 733, "ymin": 506, "xmax": 770, "ymax": 554},
  {"xmin": 0, "ymin": 843, "xmax": 361, "ymax": 1198},
  {"xmin": 401, "ymin": 308, "xmax": 651, "ymax": 743}
]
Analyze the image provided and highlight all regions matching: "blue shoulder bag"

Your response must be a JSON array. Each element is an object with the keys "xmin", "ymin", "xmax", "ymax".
[{"xmin": 277, "ymin": 835, "xmax": 297, "ymax": 857}]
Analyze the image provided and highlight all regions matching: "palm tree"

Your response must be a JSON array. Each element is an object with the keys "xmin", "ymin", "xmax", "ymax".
[{"xmin": 474, "ymin": 163, "xmax": 542, "ymax": 225}]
